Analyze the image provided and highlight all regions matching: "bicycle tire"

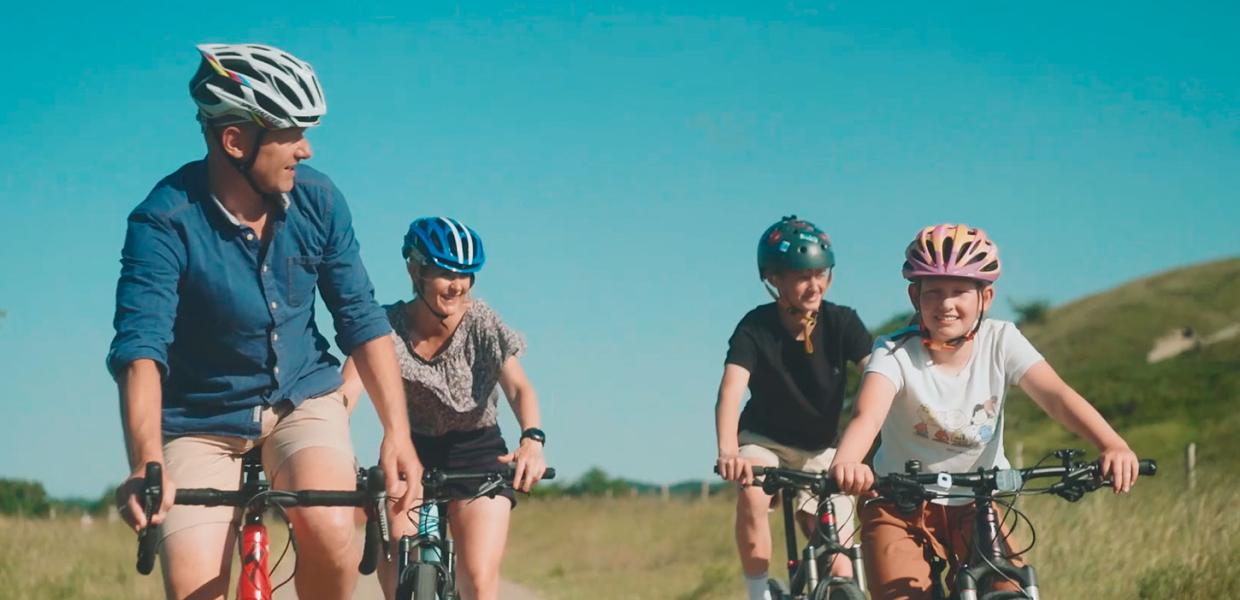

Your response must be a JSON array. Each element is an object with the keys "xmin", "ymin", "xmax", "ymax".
[
  {"xmin": 810, "ymin": 577, "xmax": 866, "ymax": 600},
  {"xmin": 396, "ymin": 562, "xmax": 441, "ymax": 600}
]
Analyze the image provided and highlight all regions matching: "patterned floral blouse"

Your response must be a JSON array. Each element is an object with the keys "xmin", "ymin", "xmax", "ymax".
[{"xmin": 384, "ymin": 299, "xmax": 526, "ymax": 436}]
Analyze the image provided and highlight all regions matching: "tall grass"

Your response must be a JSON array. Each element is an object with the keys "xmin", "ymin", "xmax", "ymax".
[
  {"xmin": 4, "ymin": 468, "xmax": 1234, "ymax": 599},
  {"xmin": 501, "ymin": 467, "xmax": 1237, "ymax": 599}
]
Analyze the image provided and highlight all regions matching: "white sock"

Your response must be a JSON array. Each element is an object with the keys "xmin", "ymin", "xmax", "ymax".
[{"xmin": 745, "ymin": 572, "xmax": 771, "ymax": 600}]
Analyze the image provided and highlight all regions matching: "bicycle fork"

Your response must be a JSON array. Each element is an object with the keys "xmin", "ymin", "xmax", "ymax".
[
  {"xmin": 398, "ymin": 502, "xmax": 456, "ymax": 599},
  {"xmin": 957, "ymin": 501, "xmax": 1039, "ymax": 600}
]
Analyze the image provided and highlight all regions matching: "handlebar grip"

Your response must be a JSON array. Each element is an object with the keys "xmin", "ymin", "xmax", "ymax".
[
  {"xmin": 502, "ymin": 463, "xmax": 557, "ymax": 481},
  {"xmin": 359, "ymin": 516, "xmax": 380, "ymax": 575},
  {"xmin": 135, "ymin": 462, "xmax": 162, "ymax": 575},
  {"xmin": 358, "ymin": 465, "xmax": 388, "ymax": 575},
  {"xmin": 1139, "ymin": 459, "xmax": 1157, "ymax": 477}
]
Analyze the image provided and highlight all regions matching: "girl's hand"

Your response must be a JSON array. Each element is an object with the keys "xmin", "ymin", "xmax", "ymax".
[
  {"xmin": 1099, "ymin": 445, "xmax": 1140, "ymax": 493},
  {"xmin": 499, "ymin": 439, "xmax": 547, "ymax": 493},
  {"xmin": 717, "ymin": 453, "xmax": 754, "ymax": 485},
  {"xmin": 830, "ymin": 461, "xmax": 874, "ymax": 496}
]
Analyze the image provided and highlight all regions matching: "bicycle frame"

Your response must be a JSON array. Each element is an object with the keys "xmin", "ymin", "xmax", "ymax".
[
  {"xmin": 237, "ymin": 451, "xmax": 274, "ymax": 599},
  {"xmin": 754, "ymin": 468, "xmax": 865, "ymax": 599}
]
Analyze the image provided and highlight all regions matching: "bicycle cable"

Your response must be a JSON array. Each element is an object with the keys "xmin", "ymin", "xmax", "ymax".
[{"xmin": 270, "ymin": 503, "xmax": 297, "ymax": 594}]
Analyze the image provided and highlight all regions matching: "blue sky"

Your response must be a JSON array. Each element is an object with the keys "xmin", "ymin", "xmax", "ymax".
[{"xmin": 1, "ymin": 2, "xmax": 1237, "ymax": 497}]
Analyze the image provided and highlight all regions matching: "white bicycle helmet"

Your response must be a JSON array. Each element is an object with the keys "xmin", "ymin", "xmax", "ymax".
[{"xmin": 190, "ymin": 43, "xmax": 326, "ymax": 129}]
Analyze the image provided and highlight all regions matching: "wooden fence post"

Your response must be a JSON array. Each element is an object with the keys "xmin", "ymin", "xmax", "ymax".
[
  {"xmin": 660, "ymin": 484, "xmax": 670, "ymax": 502},
  {"xmin": 1186, "ymin": 442, "xmax": 1197, "ymax": 490},
  {"xmin": 1014, "ymin": 441, "xmax": 1024, "ymax": 469},
  {"xmin": 701, "ymin": 479, "xmax": 710, "ymax": 501}
]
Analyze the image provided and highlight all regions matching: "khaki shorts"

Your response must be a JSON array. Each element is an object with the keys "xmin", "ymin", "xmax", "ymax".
[
  {"xmin": 157, "ymin": 390, "xmax": 354, "ymax": 540},
  {"xmin": 738, "ymin": 430, "xmax": 858, "ymax": 544}
]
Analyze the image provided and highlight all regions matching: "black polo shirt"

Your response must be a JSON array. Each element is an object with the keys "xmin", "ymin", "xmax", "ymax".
[{"xmin": 726, "ymin": 301, "xmax": 872, "ymax": 450}]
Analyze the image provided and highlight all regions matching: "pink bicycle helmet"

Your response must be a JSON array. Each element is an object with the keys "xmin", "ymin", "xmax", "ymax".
[{"xmin": 902, "ymin": 224, "xmax": 1001, "ymax": 283}]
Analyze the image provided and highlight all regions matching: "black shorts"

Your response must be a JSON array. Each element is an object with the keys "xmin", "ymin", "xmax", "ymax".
[{"xmin": 413, "ymin": 426, "xmax": 516, "ymax": 506}]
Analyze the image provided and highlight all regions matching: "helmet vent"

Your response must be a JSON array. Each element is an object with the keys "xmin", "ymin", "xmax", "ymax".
[
  {"xmin": 221, "ymin": 59, "xmax": 263, "ymax": 83},
  {"xmin": 252, "ymin": 53, "xmax": 294, "ymax": 77},
  {"xmin": 255, "ymin": 93, "xmax": 289, "ymax": 120},
  {"xmin": 941, "ymin": 237, "xmax": 955, "ymax": 264},
  {"xmin": 210, "ymin": 79, "xmax": 245, "ymax": 104},
  {"xmin": 275, "ymin": 80, "xmax": 303, "ymax": 109},
  {"xmin": 296, "ymin": 77, "xmax": 315, "ymax": 103}
]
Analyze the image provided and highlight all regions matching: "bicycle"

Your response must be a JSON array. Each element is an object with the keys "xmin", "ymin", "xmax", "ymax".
[
  {"xmin": 869, "ymin": 449, "xmax": 1157, "ymax": 600},
  {"xmin": 716, "ymin": 465, "xmax": 867, "ymax": 600},
  {"xmin": 133, "ymin": 447, "xmax": 391, "ymax": 599},
  {"xmin": 395, "ymin": 464, "xmax": 556, "ymax": 600}
]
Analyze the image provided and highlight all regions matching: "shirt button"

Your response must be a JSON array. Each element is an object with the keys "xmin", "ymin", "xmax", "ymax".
[
  {"xmin": 246, "ymin": 233, "xmax": 255, "ymax": 241},
  {"xmin": 272, "ymin": 333, "xmax": 279, "ymax": 342},
  {"xmin": 273, "ymin": 366, "xmax": 280, "ymax": 375},
  {"xmin": 262, "ymin": 264, "xmax": 269, "ymax": 273},
  {"xmin": 270, "ymin": 302, "xmax": 278, "ymax": 310}
]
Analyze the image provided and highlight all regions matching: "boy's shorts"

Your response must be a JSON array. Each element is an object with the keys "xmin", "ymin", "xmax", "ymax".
[
  {"xmin": 157, "ymin": 390, "xmax": 355, "ymax": 541},
  {"xmin": 738, "ymin": 429, "xmax": 858, "ymax": 544}
]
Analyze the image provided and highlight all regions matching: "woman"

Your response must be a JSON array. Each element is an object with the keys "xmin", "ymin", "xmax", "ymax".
[{"xmin": 342, "ymin": 216, "xmax": 548, "ymax": 600}]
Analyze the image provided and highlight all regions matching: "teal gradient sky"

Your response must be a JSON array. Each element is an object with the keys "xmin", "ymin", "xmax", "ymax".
[{"xmin": 1, "ymin": 2, "xmax": 1237, "ymax": 497}]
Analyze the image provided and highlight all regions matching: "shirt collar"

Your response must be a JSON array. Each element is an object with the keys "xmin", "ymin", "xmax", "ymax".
[{"xmin": 210, "ymin": 193, "xmax": 291, "ymax": 226}]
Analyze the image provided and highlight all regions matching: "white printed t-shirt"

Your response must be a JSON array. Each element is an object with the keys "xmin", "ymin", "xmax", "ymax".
[{"xmin": 866, "ymin": 319, "xmax": 1044, "ymax": 503}]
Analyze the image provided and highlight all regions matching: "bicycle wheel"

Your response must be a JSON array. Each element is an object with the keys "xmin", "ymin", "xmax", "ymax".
[
  {"xmin": 396, "ymin": 562, "xmax": 441, "ymax": 600},
  {"xmin": 810, "ymin": 577, "xmax": 866, "ymax": 600}
]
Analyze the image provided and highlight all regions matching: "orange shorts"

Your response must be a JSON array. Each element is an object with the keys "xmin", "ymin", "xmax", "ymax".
[
  {"xmin": 860, "ymin": 500, "xmax": 1024, "ymax": 599},
  {"xmin": 157, "ymin": 390, "xmax": 354, "ymax": 540}
]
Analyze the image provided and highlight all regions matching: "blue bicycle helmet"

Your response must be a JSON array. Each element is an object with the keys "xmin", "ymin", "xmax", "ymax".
[{"xmin": 402, "ymin": 217, "xmax": 486, "ymax": 274}]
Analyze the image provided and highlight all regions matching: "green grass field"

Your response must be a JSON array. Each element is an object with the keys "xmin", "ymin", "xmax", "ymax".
[{"xmin": 4, "ymin": 466, "xmax": 1235, "ymax": 599}]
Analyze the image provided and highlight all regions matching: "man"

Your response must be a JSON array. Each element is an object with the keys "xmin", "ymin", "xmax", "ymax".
[{"xmin": 108, "ymin": 43, "xmax": 420, "ymax": 600}]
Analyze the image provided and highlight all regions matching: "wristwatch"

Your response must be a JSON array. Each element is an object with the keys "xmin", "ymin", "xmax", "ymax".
[{"xmin": 520, "ymin": 427, "xmax": 546, "ymax": 446}]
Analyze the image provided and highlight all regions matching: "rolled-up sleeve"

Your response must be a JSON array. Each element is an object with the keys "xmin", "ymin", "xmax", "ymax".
[
  {"xmin": 106, "ymin": 209, "xmax": 184, "ymax": 379},
  {"xmin": 315, "ymin": 183, "xmax": 391, "ymax": 355}
]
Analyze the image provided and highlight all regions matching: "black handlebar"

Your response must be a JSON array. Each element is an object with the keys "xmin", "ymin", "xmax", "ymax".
[
  {"xmin": 134, "ymin": 461, "xmax": 391, "ymax": 576},
  {"xmin": 713, "ymin": 451, "xmax": 1157, "ymax": 503},
  {"xmin": 422, "ymin": 465, "xmax": 556, "ymax": 488},
  {"xmin": 873, "ymin": 455, "xmax": 1158, "ymax": 507},
  {"xmin": 712, "ymin": 464, "xmax": 841, "ymax": 497}
]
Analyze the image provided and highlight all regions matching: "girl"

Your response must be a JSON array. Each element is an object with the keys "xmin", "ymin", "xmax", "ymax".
[
  {"xmin": 341, "ymin": 217, "xmax": 547, "ymax": 600},
  {"xmin": 829, "ymin": 224, "xmax": 1140, "ymax": 599},
  {"xmin": 716, "ymin": 215, "xmax": 872, "ymax": 600}
]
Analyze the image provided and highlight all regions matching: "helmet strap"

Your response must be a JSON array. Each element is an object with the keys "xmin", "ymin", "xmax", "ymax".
[
  {"xmin": 410, "ymin": 272, "xmax": 451, "ymax": 323},
  {"xmin": 211, "ymin": 124, "xmax": 274, "ymax": 200},
  {"xmin": 762, "ymin": 275, "xmax": 780, "ymax": 302},
  {"xmin": 798, "ymin": 309, "xmax": 818, "ymax": 354},
  {"xmin": 767, "ymin": 277, "xmax": 818, "ymax": 354}
]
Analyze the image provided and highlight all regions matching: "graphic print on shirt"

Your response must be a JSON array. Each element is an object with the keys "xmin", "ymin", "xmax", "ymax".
[{"xmin": 913, "ymin": 396, "xmax": 1000, "ymax": 449}]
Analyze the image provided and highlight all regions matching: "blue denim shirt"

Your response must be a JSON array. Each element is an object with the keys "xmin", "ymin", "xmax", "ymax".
[{"xmin": 107, "ymin": 160, "xmax": 392, "ymax": 438}]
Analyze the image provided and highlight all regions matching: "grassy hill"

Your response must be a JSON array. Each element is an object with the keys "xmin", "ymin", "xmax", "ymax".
[{"xmin": 1002, "ymin": 257, "xmax": 1240, "ymax": 471}]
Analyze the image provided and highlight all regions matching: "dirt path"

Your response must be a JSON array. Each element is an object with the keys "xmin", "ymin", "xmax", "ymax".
[{"xmin": 273, "ymin": 571, "xmax": 544, "ymax": 599}]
